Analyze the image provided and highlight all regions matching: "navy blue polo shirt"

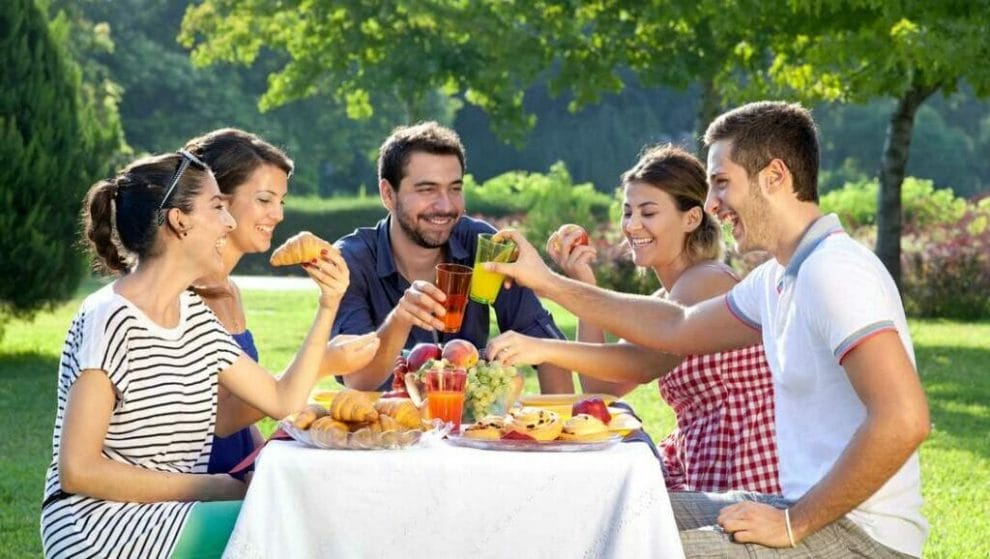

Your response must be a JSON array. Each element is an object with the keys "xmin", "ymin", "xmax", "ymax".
[{"xmin": 332, "ymin": 215, "xmax": 565, "ymax": 391}]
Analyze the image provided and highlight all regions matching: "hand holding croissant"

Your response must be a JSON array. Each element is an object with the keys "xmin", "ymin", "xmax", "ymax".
[{"xmin": 271, "ymin": 232, "xmax": 350, "ymax": 309}]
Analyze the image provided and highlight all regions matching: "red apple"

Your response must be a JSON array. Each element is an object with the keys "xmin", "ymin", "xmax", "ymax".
[
  {"xmin": 550, "ymin": 223, "xmax": 590, "ymax": 254},
  {"xmin": 442, "ymin": 339, "xmax": 480, "ymax": 369},
  {"xmin": 406, "ymin": 342, "xmax": 442, "ymax": 372},
  {"xmin": 572, "ymin": 397, "xmax": 612, "ymax": 424}
]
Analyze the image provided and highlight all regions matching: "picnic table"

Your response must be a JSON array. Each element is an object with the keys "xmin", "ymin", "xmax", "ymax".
[{"xmin": 222, "ymin": 436, "xmax": 684, "ymax": 558}]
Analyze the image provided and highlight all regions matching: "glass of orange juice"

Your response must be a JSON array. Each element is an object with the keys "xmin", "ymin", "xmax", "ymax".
[
  {"xmin": 470, "ymin": 233, "xmax": 516, "ymax": 304},
  {"xmin": 435, "ymin": 263, "xmax": 473, "ymax": 333},
  {"xmin": 423, "ymin": 368, "xmax": 468, "ymax": 432}
]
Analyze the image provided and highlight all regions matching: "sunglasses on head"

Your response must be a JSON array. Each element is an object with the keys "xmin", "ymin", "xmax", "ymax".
[{"xmin": 157, "ymin": 149, "xmax": 209, "ymax": 226}]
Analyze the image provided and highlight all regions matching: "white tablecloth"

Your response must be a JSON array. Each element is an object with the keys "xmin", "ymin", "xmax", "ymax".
[{"xmin": 223, "ymin": 439, "xmax": 684, "ymax": 559}]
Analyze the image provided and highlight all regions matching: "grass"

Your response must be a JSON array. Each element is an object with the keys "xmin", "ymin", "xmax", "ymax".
[{"xmin": 1, "ymin": 285, "xmax": 987, "ymax": 557}]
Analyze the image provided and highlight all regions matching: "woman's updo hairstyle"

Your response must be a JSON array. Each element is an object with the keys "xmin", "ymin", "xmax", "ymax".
[
  {"xmin": 621, "ymin": 144, "xmax": 723, "ymax": 262},
  {"xmin": 82, "ymin": 152, "xmax": 210, "ymax": 274}
]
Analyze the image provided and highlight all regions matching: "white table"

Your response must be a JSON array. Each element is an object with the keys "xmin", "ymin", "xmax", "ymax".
[{"xmin": 223, "ymin": 438, "xmax": 685, "ymax": 559}]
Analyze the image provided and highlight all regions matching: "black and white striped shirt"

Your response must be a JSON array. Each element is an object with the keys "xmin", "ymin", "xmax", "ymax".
[{"xmin": 41, "ymin": 284, "xmax": 242, "ymax": 558}]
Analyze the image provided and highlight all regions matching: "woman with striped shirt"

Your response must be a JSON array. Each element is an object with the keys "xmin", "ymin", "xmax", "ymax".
[
  {"xmin": 40, "ymin": 151, "xmax": 375, "ymax": 558},
  {"xmin": 486, "ymin": 145, "xmax": 781, "ymax": 495}
]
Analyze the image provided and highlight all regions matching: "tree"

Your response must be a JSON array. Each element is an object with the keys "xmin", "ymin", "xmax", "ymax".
[
  {"xmin": 754, "ymin": 2, "xmax": 990, "ymax": 288},
  {"xmin": 0, "ymin": 0, "xmax": 106, "ymax": 333}
]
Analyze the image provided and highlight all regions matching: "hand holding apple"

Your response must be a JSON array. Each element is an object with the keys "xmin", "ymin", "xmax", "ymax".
[
  {"xmin": 548, "ymin": 223, "xmax": 590, "ymax": 255},
  {"xmin": 546, "ymin": 223, "xmax": 597, "ymax": 284}
]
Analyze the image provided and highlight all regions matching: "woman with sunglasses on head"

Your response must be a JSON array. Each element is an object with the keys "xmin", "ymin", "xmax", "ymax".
[
  {"xmin": 40, "ymin": 151, "xmax": 371, "ymax": 558},
  {"xmin": 487, "ymin": 145, "xmax": 780, "ymax": 495},
  {"xmin": 182, "ymin": 129, "xmax": 379, "ymax": 480}
]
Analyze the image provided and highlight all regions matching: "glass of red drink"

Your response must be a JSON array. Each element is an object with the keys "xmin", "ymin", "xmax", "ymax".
[
  {"xmin": 435, "ymin": 263, "xmax": 473, "ymax": 333},
  {"xmin": 423, "ymin": 368, "xmax": 468, "ymax": 432}
]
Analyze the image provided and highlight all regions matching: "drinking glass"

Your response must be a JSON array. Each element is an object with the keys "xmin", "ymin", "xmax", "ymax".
[
  {"xmin": 435, "ymin": 263, "xmax": 473, "ymax": 333},
  {"xmin": 423, "ymin": 368, "xmax": 468, "ymax": 432},
  {"xmin": 469, "ymin": 234, "xmax": 516, "ymax": 304}
]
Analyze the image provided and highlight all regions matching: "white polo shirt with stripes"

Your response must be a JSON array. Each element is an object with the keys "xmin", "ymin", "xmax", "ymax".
[
  {"xmin": 41, "ymin": 283, "xmax": 242, "ymax": 559},
  {"xmin": 725, "ymin": 214, "xmax": 927, "ymax": 557}
]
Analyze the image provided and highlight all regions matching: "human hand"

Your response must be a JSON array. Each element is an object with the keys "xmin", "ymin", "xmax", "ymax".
[
  {"xmin": 546, "ymin": 229, "xmax": 598, "ymax": 284},
  {"xmin": 717, "ymin": 501, "xmax": 796, "ymax": 548},
  {"xmin": 391, "ymin": 280, "xmax": 447, "ymax": 332},
  {"xmin": 485, "ymin": 330, "xmax": 552, "ymax": 367},
  {"xmin": 302, "ymin": 247, "xmax": 350, "ymax": 309},
  {"xmin": 323, "ymin": 333, "xmax": 381, "ymax": 375},
  {"xmin": 487, "ymin": 229, "xmax": 556, "ymax": 295}
]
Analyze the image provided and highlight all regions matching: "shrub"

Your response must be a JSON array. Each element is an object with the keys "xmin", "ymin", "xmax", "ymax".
[
  {"xmin": 901, "ymin": 198, "xmax": 990, "ymax": 319},
  {"xmin": 820, "ymin": 177, "xmax": 966, "ymax": 229},
  {"xmin": 1, "ymin": 0, "xmax": 112, "ymax": 337},
  {"xmin": 466, "ymin": 162, "xmax": 611, "ymax": 254}
]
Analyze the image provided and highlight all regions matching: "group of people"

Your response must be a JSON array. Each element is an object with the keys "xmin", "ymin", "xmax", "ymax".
[{"xmin": 41, "ymin": 101, "xmax": 929, "ymax": 558}]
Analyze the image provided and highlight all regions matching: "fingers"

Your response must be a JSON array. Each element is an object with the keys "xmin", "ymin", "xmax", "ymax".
[{"xmin": 397, "ymin": 281, "xmax": 446, "ymax": 331}]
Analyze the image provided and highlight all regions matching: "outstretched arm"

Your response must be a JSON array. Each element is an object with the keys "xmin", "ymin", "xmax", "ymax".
[{"xmin": 487, "ymin": 229, "xmax": 759, "ymax": 355}]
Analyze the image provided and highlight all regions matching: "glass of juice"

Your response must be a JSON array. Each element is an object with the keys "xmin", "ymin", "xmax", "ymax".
[
  {"xmin": 470, "ymin": 233, "xmax": 516, "ymax": 305},
  {"xmin": 423, "ymin": 368, "xmax": 468, "ymax": 432},
  {"xmin": 435, "ymin": 263, "xmax": 473, "ymax": 333}
]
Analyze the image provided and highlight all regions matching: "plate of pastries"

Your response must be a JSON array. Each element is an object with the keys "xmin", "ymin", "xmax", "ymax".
[
  {"xmin": 446, "ymin": 406, "xmax": 623, "ymax": 452},
  {"xmin": 281, "ymin": 389, "xmax": 447, "ymax": 450}
]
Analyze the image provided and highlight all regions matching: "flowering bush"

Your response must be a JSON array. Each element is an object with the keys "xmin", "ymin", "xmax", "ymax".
[{"xmin": 900, "ymin": 197, "xmax": 990, "ymax": 319}]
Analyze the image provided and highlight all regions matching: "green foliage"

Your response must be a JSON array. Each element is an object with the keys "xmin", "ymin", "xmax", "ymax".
[
  {"xmin": 821, "ymin": 177, "xmax": 966, "ymax": 229},
  {"xmin": 0, "ymin": 0, "xmax": 110, "ymax": 334},
  {"xmin": 467, "ymin": 162, "xmax": 611, "ymax": 253}
]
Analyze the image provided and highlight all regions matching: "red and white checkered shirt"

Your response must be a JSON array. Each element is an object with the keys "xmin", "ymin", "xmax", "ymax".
[{"xmin": 657, "ymin": 343, "xmax": 781, "ymax": 494}]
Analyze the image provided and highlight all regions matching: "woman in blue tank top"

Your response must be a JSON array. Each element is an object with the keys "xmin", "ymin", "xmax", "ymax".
[{"xmin": 185, "ymin": 129, "xmax": 379, "ymax": 477}]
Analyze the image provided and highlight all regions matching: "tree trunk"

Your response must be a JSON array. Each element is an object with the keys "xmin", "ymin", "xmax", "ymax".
[
  {"xmin": 695, "ymin": 77, "xmax": 721, "ymax": 155},
  {"xmin": 876, "ymin": 82, "xmax": 935, "ymax": 291}
]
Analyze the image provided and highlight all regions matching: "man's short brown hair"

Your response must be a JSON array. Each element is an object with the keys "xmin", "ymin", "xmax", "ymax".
[
  {"xmin": 378, "ymin": 121, "xmax": 466, "ymax": 190},
  {"xmin": 704, "ymin": 101, "xmax": 820, "ymax": 203}
]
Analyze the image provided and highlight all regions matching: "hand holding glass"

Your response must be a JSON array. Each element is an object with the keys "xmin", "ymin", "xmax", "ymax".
[
  {"xmin": 470, "ymin": 234, "xmax": 517, "ymax": 305},
  {"xmin": 435, "ymin": 263, "xmax": 473, "ymax": 333}
]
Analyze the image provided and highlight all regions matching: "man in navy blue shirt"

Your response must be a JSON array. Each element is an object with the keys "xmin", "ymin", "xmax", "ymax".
[{"xmin": 331, "ymin": 121, "xmax": 574, "ymax": 393}]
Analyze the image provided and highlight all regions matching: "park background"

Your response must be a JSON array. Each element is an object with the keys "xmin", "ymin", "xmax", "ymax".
[{"xmin": 3, "ymin": 0, "xmax": 988, "ymax": 556}]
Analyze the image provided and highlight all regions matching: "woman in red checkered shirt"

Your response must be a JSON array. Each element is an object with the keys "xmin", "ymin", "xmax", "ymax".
[{"xmin": 489, "ymin": 144, "xmax": 780, "ymax": 494}]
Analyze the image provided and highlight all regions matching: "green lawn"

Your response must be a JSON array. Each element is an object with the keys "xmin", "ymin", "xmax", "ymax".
[{"xmin": 1, "ymin": 285, "xmax": 987, "ymax": 557}]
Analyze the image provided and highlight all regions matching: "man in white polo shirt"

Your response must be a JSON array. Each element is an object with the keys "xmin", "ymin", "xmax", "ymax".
[{"xmin": 483, "ymin": 101, "xmax": 929, "ymax": 557}]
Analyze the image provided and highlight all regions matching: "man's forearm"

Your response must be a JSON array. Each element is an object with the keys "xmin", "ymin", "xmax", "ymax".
[
  {"xmin": 343, "ymin": 313, "xmax": 412, "ymax": 390},
  {"xmin": 788, "ymin": 413, "xmax": 928, "ymax": 542},
  {"xmin": 535, "ymin": 362, "xmax": 574, "ymax": 394},
  {"xmin": 543, "ymin": 274, "xmax": 689, "ymax": 352}
]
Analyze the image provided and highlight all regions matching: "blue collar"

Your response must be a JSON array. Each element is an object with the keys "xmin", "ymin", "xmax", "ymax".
[
  {"xmin": 373, "ymin": 215, "xmax": 472, "ymax": 279},
  {"xmin": 777, "ymin": 213, "xmax": 846, "ymax": 290}
]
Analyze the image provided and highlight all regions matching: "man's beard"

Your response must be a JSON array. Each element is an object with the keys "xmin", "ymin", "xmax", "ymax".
[{"xmin": 394, "ymin": 202, "xmax": 460, "ymax": 249}]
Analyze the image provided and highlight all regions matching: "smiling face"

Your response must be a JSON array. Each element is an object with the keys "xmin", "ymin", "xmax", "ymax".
[
  {"xmin": 184, "ymin": 173, "xmax": 236, "ymax": 273},
  {"xmin": 383, "ymin": 152, "xmax": 465, "ymax": 249},
  {"xmin": 622, "ymin": 181, "xmax": 697, "ymax": 269},
  {"xmin": 224, "ymin": 163, "xmax": 288, "ymax": 256},
  {"xmin": 705, "ymin": 140, "xmax": 773, "ymax": 254}
]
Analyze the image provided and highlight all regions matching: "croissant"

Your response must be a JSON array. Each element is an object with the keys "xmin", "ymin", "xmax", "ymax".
[
  {"xmin": 269, "ymin": 231, "xmax": 335, "ymax": 267},
  {"xmin": 292, "ymin": 403, "xmax": 329, "ymax": 430},
  {"xmin": 377, "ymin": 414, "xmax": 401, "ymax": 433},
  {"xmin": 310, "ymin": 416, "xmax": 348, "ymax": 433},
  {"xmin": 329, "ymin": 389, "xmax": 379, "ymax": 423},
  {"xmin": 374, "ymin": 398, "xmax": 422, "ymax": 430}
]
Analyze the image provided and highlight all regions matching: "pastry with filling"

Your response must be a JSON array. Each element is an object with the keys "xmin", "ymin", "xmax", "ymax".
[
  {"xmin": 463, "ymin": 415, "xmax": 508, "ymax": 440},
  {"xmin": 558, "ymin": 413, "xmax": 613, "ymax": 442},
  {"xmin": 506, "ymin": 407, "xmax": 563, "ymax": 442}
]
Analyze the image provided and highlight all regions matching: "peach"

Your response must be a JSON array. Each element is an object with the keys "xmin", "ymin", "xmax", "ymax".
[{"xmin": 441, "ymin": 339, "xmax": 480, "ymax": 368}]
